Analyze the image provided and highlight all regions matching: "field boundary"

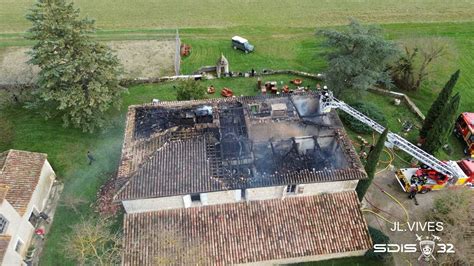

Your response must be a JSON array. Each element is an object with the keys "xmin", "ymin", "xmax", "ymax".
[
  {"xmin": 0, "ymin": 70, "xmax": 427, "ymax": 123},
  {"xmin": 174, "ymin": 29, "xmax": 181, "ymax": 76},
  {"xmin": 368, "ymin": 87, "xmax": 425, "ymax": 121}
]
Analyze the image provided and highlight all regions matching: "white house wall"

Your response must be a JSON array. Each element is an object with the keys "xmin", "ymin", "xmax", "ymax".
[
  {"xmin": 204, "ymin": 189, "xmax": 241, "ymax": 205},
  {"xmin": 123, "ymin": 189, "xmax": 242, "ymax": 213},
  {"xmin": 0, "ymin": 200, "xmax": 23, "ymax": 265},
  {"xmin": 246, "ymin": 186, "xmax": 285, "ymax": 201},
  {"xmin": 27, "ymin": 160, "xmax": 55, "ymax": 214},
  {"xmin": 122, "ymin": 179, "xmax": 360, "ymax": 213},
  {"xmin": 123, "ymin": 195, "xmax": 185, "ymax": 213},
  {"xmin": 297, "ymin": 180, "xmax": 359, "ymax": 196}
]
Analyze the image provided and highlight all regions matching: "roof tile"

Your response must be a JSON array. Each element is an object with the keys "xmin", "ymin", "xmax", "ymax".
[
  {"xmin": 122, "ymin": 191, "xmax": 372, "ymax": 265},
  {"xmin": 0, "ymin": 149, "xmax": 47, "ymax": 215}
]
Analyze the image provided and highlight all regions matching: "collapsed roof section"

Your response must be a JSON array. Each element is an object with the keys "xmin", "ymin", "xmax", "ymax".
[{"xmin": 116, "ymin": 93, "xmax": 366, "ymax": 200}]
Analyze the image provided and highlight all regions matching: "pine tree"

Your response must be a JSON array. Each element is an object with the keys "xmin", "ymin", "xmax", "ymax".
[
  {"xmin": 26, "ymin": 0, "xmax": 125, "ymax": 132},
  {"xmin": 318, "ymin": 19, "xmax": 399, "ymax": 97},
  {"xmin": 422, "ymin": 93, "xmax": 461, "ymax": 155},
  {"xmin": 356, "ymin": 128, "xmax": 389, "ymax": 201},
  {"xmin": 419, "ymin": 70, "xmax": 460, "ymax": 139}
]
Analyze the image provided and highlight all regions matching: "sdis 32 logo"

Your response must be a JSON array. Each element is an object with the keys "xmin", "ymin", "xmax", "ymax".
[{"xmin": 373, "ymin": 222, "xmax": 455, "ymax": 262}]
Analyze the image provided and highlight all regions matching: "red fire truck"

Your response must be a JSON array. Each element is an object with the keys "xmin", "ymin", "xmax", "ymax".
[
  {"xmin": 454, "ymin": 112, "xmax": 474, "ymax": 156},
  {"xmin": 318, "ymin": 90, "xmax": 474, "ymax": 194},
  {"xmin": 395, "ymin": 159, "xmax": 474, "ymax": 193}
]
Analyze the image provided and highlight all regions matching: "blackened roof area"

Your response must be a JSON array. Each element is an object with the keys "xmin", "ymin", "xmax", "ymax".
[{"xmin": 116, "ymin": 94, "xmax": 366, "ymax": 200}]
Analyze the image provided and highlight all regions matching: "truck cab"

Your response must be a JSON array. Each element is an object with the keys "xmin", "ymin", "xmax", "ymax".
[
  {"xmin": 457, "ymin": 159, "xmax": 474, "ymax": 186},
  {"xmin": 231, "ymin": 36, "xmax": 254, "ymax": 53},
  {"xmin": 455, "ymin": 112, "xmax": 474, "ymax": 156},
  {"xmin": 395, "ymin": 159, "xmax": 474, "ymax": 193}
]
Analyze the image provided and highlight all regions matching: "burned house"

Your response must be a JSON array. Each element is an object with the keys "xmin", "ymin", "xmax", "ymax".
[{"xmin": 116, "ymin": 93, "xmax": 372, "ymax": 265}]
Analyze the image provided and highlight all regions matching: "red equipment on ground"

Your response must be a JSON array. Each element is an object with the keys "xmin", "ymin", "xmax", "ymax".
[
  {"xmin": 207, "ymin": 86, "xmax": 216, "ymax": 94},
  {"xmin": 180, "ymin": 44, "xmax": 192, "ymax": 57},
  {"xmin": 291, "ymin": 78, "xmax": 303, "ymax": 85},
  {"xmin": 221, "ymin": 88, "xmax": 234, "ymax": 97}
]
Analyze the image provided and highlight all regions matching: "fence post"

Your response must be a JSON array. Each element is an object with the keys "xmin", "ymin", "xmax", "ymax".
[{"xmin": 175, "ymin": 29, "xmax": 181, "ymax": 76}]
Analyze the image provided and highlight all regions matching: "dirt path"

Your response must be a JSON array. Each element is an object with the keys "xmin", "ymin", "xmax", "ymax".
[
  {"xmin": 0, "ymin": 47, "xmax": 39, "ymax": 85},
  {"xmin": 0, "ymin": 40, "xmax": 176, "ymax": 85},
  {"xmin": 109, "ymin": 40, "xmax": 175, "ymax": 79},
  {"xmin": 363, "ymin": 169, "xmax": 444, "ymax": 265}
]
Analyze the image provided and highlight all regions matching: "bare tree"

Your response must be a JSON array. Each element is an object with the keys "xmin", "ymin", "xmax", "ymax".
[
  {"xmin": 62, "ymin": 217, "xmax": 121, "ymax": 265},
  {"xmin": 425, "ymin": 188, "xmax": 473, "ymax": 265},
  {"xmin": 390, "ymin": 38, "xmax": 448, "ymax": 91}
]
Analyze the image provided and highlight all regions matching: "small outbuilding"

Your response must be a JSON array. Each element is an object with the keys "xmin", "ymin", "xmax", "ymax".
[{"xmin": 216, "ymin": 54, "xmax": 229, "ymax": 78}]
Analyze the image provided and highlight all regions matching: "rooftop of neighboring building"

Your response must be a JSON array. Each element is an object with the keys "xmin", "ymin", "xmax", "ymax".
[{"xmin": 0, "ymin": 149, "xmax": 48, "ymax": 215}]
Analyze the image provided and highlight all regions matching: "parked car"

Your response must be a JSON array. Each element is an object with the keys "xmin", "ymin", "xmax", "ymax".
[{"xmin": 231, "ymin": 36, "xmax": 254, "ymax": 53}]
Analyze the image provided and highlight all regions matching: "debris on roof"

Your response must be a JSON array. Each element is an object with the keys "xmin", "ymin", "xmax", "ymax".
[{"xmin": 115, "ymin": 93, "xmax": 366, "ymax": 200}]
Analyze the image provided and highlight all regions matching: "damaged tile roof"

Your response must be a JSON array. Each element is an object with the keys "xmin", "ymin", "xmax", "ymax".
[
  {"xmin": 122, "ymin": 191, "xmax": 372, "ymax": 265},
  {"xmin": 0, "ymin": 149, "xmax": 47, "ymax": 216},
  {"xmin": 116, "ymin": 94, "xmax": 366, "ymax": 201},
  {"xmin": 0, "ymin": 235, "xmax": 11, "ymax": 264}
]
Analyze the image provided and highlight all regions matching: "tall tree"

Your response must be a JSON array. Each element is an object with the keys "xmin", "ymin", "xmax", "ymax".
[
  {"xmin": 356, "ymin": 128, "xmax": 389, "ymax": 201},
  {"xmin": 26, "ymin": 0, "xmax": 125, "ymax": 132},
  {"xmin": 422, "ymin": 92, "xmax": 461, "ymax": 155},
  {"xmin": 390, "ymin": 39, "xmax": 446, "ymax": 91},
  {"xmin": 318, "ymin": 19, "xmax": 399, "ymax": 97},
  {"xmin": 419, "ymin": 70, "xmax": 460, "ymax": 139}
]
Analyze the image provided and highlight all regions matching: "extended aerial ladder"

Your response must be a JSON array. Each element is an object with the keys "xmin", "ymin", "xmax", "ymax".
[{"xmin": 318, "ymin": 90, "xmax": 466, "ymax": 179}]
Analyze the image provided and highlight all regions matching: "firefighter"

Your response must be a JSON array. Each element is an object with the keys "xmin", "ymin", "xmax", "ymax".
[
  {"xmin": 87, "ymin": 151, "xmax": 96, "ymax": 165},
  {"xmin": 409, "ymin": 183, "xmax": 417, "ymax": 199},
  {"xmin": 410, "ymin": 174, "xmax": 419, "ymax": 185},
  {"xmin": 420, "ymin": 174, "xmax": 428, "ymax": 185}
]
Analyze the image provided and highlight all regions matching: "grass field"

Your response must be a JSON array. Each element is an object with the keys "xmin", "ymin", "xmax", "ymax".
[
  {"xmin": 1, "ymin": 1, "xmax": 474, "ymax": 265},
  {"xmin": 2, "ymin": 0, "xmax": 474, "ymax": 33}
]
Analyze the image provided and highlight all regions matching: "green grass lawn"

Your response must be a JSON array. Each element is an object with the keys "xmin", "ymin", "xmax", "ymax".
[{"xmin": 179, "ymin": 27, "xmax": 325, "ymax": 74}]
